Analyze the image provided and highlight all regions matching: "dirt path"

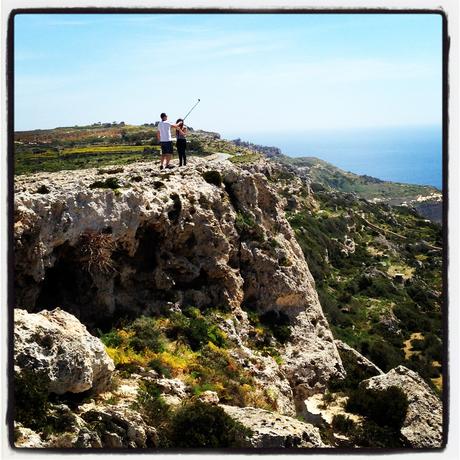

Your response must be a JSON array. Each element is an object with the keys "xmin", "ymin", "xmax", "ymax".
[{"xmin": 357, "ymin": 213, "xmax": 442, "ymax": 252}]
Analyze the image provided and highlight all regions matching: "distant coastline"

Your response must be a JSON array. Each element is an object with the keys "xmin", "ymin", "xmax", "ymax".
[{"xmin": 224, "ymin": 126, "xmax": 442, "ymax": 190}]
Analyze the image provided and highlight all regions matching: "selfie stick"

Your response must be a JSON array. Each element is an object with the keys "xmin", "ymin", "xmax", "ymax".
[{"xmin": 183, "ymin": 99, "xmax": 201, "ymax": 121}]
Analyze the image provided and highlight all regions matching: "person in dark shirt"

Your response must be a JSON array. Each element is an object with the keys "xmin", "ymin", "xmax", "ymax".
[{"xmin": 175, "ymin": 118, "xmax": 187, "ymax": 167}]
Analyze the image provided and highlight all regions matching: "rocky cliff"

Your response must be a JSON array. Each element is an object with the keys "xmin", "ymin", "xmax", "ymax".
[
  {"xmin": 12, "ymin": 154, "xmax": 443, "ymax": 449},
  {"xmin": 13, "ymin": 157, "xmax": 344, "ymax": 430}
]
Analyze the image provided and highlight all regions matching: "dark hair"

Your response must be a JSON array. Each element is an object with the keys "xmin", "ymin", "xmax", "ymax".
[
  {"xmin": 160, "ymin": 113, "xmax": 167, "ymax": 120},
  {"xmin": 176, "ymin": 118, "xmax": 183, "ymax": 124}
]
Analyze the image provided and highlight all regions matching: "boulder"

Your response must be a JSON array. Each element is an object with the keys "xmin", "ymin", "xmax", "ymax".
[
  {"xmin": 361, "ymin": 366, "xmax": 443, "ymax": 448},
  {"xmin": 220, "ymin": 405, "xmax": 326, "ymax": 448},
  {"xmin": 14, "ymin": 308, "xmax": 114, "ymax": 394},
  {"xmin": 155, "ymin": 378, "xmax": 188, "ymax": 399},
  {"xmin": 335, "ymin": 339, "xmax": 384, "ymax": 377}
]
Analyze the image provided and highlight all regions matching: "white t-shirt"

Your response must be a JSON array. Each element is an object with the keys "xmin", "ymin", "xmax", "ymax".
[{"xmin": 158, "ymin": 120, "xmax": 174, "ymax": 142}]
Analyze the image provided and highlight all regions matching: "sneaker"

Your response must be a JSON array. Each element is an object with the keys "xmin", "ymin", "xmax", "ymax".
[
  {"xmin": 166, "ymin": 165, "xmax": 175, "ymax": 169},
  {"xmin": 160, "ymin": 165, "xmax": 164, "ymax": 170}
]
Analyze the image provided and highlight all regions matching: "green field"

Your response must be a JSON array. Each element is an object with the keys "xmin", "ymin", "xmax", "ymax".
[{"xmin": 13, "ymin": 124, "xmax": 256, "ymax": 175}]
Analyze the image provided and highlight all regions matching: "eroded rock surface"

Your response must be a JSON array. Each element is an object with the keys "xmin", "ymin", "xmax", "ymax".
[
  {"xmin": 362, "ymin": 365, "xmax": 443, "ymax": 448},
  {"xmin": 221, "ymin": 405, "xmax": 326, "ymax": 448},
  {"xmin": 14, "ymin": 159, "xmax": 343, "ymax": 396},
  {"xmin": 14, "ymin": 308, "xmax": 114, "ymax": 394}
]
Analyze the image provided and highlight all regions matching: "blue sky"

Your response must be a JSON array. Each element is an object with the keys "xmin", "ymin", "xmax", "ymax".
[{"xmin": 14, "ymin": 13, "xmax": 442, "ymax": 136}]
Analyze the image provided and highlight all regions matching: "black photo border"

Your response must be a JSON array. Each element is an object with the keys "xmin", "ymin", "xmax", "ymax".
[{"xmin": 6, "ymin": 6, "xmax": 450, "ymax": 454}]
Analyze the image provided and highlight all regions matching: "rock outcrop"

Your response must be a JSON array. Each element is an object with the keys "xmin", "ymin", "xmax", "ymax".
[
  {"xmin": 361, "ymin": 366, "xmax": 443, "ymax": 448},
  {"xmin": 335, "ymin": 339, "xmax": 384, "ymax": 377},
  {"xmin": 220, "ymin": 405, "xmax": 326, "ymax": 448},
  {"xmin": 14, "ymin": 158, "xmax": 344, "ymax": 398},
  {"xmin": 14, "ymin": 308, "xmax": 114, "ymax": 394}
]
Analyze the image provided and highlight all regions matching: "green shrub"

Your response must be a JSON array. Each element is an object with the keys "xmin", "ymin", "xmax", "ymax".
[
  {"xmin": 346, "ymin": 386, "xmax": 408, "ymax": 430},
  {"xmin": 148, "ymin": 358, "xmax": 172, "ymax": 378},
  {"xmin": 134, "ymin": 380, "xmax": 171, "ymax": 428},
  {"xmin": 166, "ymin": 311, "xmax": 226, "ymax": 351},
  {"xmin": 331, "ymin": 414, "xmax": 355, "ymax": 434},
  {"xmin": 349, "ymin": 420, "xmax": 407, "ymax": 448},
  {"xmin": 202, "ymin": 170, "xmax": 222, "ymax": 187},
  {"xmin": 366, "ymin": 339, "xmax": 403, "ymax": 372},
  {"xmin": 167, "ymin": 401, "xmax": 250, "ymax": 448},
  {"xmin": 235, "ymin": 211, "xmax": 257, "ymax": 239},
  {"xmin": 99, "ymin": 329, "xmax": 122, "ymax": 348},
  {"xmin": 117, "ymin": 362, "xmax": 142, "ymax": 377},
  {"xmin": 126, "ymin": 316, "xmax": 165, "ymax": 353},
  {"xmin": 14, "ymin": 370, "xmax": 50, "ymax": 431},
  {"xmin": 190, "ymin": 344, "xmax": 254, "ymax": 406}
]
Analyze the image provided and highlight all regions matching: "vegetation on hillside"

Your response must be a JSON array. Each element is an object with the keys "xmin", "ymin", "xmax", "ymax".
[
  {"xmin": 99, "ymin": 308, "xmax": 277, "ymax": 410},
  {"xmin": 278, "ymin": 155, "xmax": 441, "ymax": 203},
  {"xmin": 284, "ymin": 186, "xmax": 442, "ymax": 394}
]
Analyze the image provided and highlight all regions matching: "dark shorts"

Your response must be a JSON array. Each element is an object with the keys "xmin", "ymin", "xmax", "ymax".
[{"xmin": 160, "ymin": 141, "xmax": 173, "ymax": 155}]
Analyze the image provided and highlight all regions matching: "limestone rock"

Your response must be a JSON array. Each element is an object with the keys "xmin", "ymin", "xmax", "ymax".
[
  {"xmin": 79, "ymin": 407, "xmax": 158, "ymax": 448},
  {"xmin": 335, "ymin": 339, "xmax": 384, "ymax": 377},
  {"xmin": 220, "ymin": 405, "xmax": 326, "ymax": 448},
  {"xmin": 197, "ymin": 391, "xmax": 220, "ymax": 405},
  {"xmin": 155, "ymin": 378, "xmax": 188, "ymax": 399},
  {"xmin": 14, "ymin": 308, "xmax": 114, "ymax": 394},
  {"xmin": 14, "ymin": 424, "xmax": 45, "ymax": 448},
  {"xmin": 361, "ymin": 366, "xmax": 443, "ymax": 448},
  {"xmin": 14, "ymin": 159, "xmax": 343, "ymax": 396}
]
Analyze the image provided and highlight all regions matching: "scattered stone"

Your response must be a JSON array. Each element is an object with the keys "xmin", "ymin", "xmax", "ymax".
[
  {"xmin": 14, "ymin": 424, "xmax": 45, "ymax": 448},
  {"xmin": 197, "ymin": 391, "xmax": 220, "ymax": 405},
  {"xmin": 155, "ymin": 378, "xmax": 188, "ymax": 399}
]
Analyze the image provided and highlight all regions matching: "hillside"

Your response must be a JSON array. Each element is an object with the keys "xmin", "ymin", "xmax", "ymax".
[
  {"xmin": 265, "ymin": 162, "xmax": 442, "ymax": 392},
  {"xmin": 12, "ymin": 123, "xmax": 443, "ymax": 449},
  {"xmin": 276, "ymin": 156, "xmax": 442, "ymax": 222}
]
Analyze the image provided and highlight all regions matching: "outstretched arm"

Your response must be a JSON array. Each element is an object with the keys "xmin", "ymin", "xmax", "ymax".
[{"xmin": 176, "ymin": 125, "xmax": 187, "ymax": 136}]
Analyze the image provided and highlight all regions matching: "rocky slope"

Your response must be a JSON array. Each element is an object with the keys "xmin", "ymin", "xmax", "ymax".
[
  {"xmin": 13, "ymin": 156, "xmax": 347, "ymax": 447},
  {"xmin": 276, "ymin": 155, "xmax": 442, "ymax": 223},
  {"xmin": 12, "ymin": 154, "xmax": 443, "ymax": 449}
]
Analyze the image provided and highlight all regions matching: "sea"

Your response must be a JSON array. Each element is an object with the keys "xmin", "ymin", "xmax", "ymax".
[{"xmin": 225, "ymin": 126, "xmax": 443, "ymax": 190}]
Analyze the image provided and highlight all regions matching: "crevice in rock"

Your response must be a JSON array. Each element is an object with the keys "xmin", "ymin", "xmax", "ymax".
[
  {"xmin": 168, "ymin": 193, "xmax": 182, "ymax": 222},
  {"xmin": 131, "ymin": 225, "xmax": 160, "ymax": 272},
  {"xmin": 34, "ymin": 242, "xmax": 96, "ymax": 321}
]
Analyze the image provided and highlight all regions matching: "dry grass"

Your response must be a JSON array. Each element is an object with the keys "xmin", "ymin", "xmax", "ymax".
[{"xmin": 78, "ymin": 231, "xmax": 116, "ymax": 274}]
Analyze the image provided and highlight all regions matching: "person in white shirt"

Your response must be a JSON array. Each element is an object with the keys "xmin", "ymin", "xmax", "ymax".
[{"xmin": 156, "ymin": 113, "xmax": 180, "ymax": 170}]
